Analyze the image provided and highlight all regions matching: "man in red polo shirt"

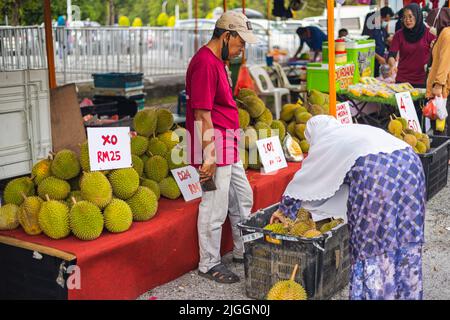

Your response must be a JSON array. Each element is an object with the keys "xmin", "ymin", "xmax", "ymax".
[{"xmin": 185, "ymin": 11, "xmax": 258, "ymax": 283}]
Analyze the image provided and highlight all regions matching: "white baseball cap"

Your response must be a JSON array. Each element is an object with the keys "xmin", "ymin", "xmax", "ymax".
[{"xmin": 215, "ymin": 11, "xmax": 258, "ymax": 44}]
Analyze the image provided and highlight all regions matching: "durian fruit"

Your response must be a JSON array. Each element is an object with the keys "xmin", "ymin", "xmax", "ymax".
[
  {"xmin": 238, "ymin": 108, "xmax": 250, "ymax": 128},
  {"xmin": 50, "ymin": 149, "xmax": 81, "ymax": 180},
  {"xmin": 31, "ymin": 158, "xmax": 52, "ymax": 185},
  {"xmin": 403, "ymin": 134, "xmax": 418, "ymax": 148},
  {"xmin": 3, "ymin": 177, "xmax": 35, "ymax": 205},
  {"xmin": 241, "ymin": 96, "xmax": 266, "ymax": 118},
  {"xmin": 103, "ymin": 199, "xmax": 133, "ymax": 233},
  {"xmin": 18, "ymin": 196, "xmax": 43, "ymax": 235},
  {"xmin": 266, "ymin": 264, "xmax": 307, "ymax": 300},
  {"xmin": 131, "ymin": 135, "xmax": 149, "ymax": 156},
  {"xmin": 244, "ymin": 126, "xmax": 258, "ymax": 150},
  {"xmin": 133, "ymin": 108, "xmax": 158, "ymax": 137},
  {"xmin": 147, "ymin": 137, "xmax": 168, "ymax": 157},
  {"xmin": 396, "ymin": 116, "xmax": 408, "ymax": 130},
  {"xmin": 79, "ymin": 141, "xmax": 91, "ymax": 172},
  {"xmin": 292, "ymin": 136, "xmax": 301, "ymax": 145},
  {"xmin": 308, "ymin": 104, "xmax": 325, "ymax": 116},
  {"xmin": 254, "ymin": 122, "xmax": 272, "ymax": 139},
  {"xmin": 126, "ymin": 186, "xmax": 158, "ymax": 221},
  {"xmin": 140, "ymin": 178, "xmax": 161, "ymax": 200},
  {"xmin": 66, "ymin": 191, "xmax": 83, "ymax": 209},
  {"xmin": 140, "ymin": 154, "xmax": 149, "ymax": 165},
  {"xmin": 280, "ymin": 104, "xmax": 299, "ymax": 122},
  {"xmin": 159, "ymin": 176, "xmax": 181, "ymax": 200},
  {"xmin": 299, "ymin": 140, "xmax": 310, "ymax": 153},
  {"xmin": 69, "ymin": 199, "xmax": 104, "ymax": 241},
  {"xmin": 0, "ymin": 203, "xmax": 20, "ymax": 230},
  {"xmin": 156, "ymin": 108, "xmax": 174, "ymax": 134},
  {"xmin": 296, "ymin": 208, "xmax": 312, "ymax": 222},
  {"xmin": 271, "ymin": 120, "xmax": 286, "ymax": 142},
  {"xmin": 145, "ymin": 155, "xmax": 169, "ymax": 182},
  {"xmin": 295, "ymin": 112, "xmax": 313, "ymax": 124},
  {"xmin": 303, "ymin": 229, "xmax": 322, "ymax": 238},
  {"xmin": 38, "ymin": 198, "xmax": 70, "ymax": 239},
  {"xmin": 308, "ymin": 89, "xmax": 326, "ymax": 106},
  {"xmin": 108, "ymin": 168, "xmax": 140, "ymax": 200},
  {"xmin": 289, "ymin": 221, "xmax": 313, "ymax": 237},
  {"xmin": 415, "ymin": 141, "xmax": 427, "ymax": 154},
  {"xmin": 294, "ymin": 124, "xmax": 306, "ymax": 140},
  {"xmin": 80, "ymin": 172, "xmax": 113, "ymax": 209},
  {"xmin": 256, "ymin": 108, "xmax": 273, "ymax": 126},
  {"xmin": 132, "ymin": 154, "xmax": 144, "ymax": 177},
  {"xmin": 165, "ymin": 147, "xmax": 188, "ymax": 170},
  {"xmin": 287, "ymin": 121, "xmax": 296, "ymax": 137},
  {"xmin": 237, "ymin": 88, "xmax": 257, "ymax": 101},
  {"xmin": 239, "ymin": 148, "xmax": 249, "ymax": 170},
  {"xmin": 158, "ymin": 130, "xmax": 180, "ymax": 150},
  {"xmin": 388, "ymin": 119, "xmax": 403, "ymax": 136},
  {"xmin": 37, "ymin": 176, "xmax": 71, "ymax": 201},
  {"xmin": 419, "ymin": 134, "xmax": 430, "ymax": 151},
  {"xmin": 263, "ymin": 223, "xmax": 287, "ymax": 234},
  {"xmin": 319, "ymin": 218, "xmax": 344, "ymax": 233}
]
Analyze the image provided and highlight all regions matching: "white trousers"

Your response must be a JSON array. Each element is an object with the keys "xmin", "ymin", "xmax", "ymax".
[{"xmin": 197, "ymin": 161, "xmax": 253, "ymax": 273}]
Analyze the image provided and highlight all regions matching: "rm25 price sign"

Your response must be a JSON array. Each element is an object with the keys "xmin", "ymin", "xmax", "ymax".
[
  {"xmin": 256, "ymin": 136, "xmax": 287, "ymax": 174},
  {"xmin": 87, "ymin": 127, "xmax": 132, "ymax": 171},
  {"xmin": 396, "ymin": 92, "xmax": 422, "ymax": 133}
]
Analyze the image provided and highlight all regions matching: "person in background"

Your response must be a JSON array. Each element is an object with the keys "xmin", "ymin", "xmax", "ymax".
[
  {"xmin": 293, "ymin": 26, "xmax": 327, "ymax": 62},
  {"xmin": 362, "ymin": 6, "xmax": 395, "ymax": 77},
  {"xmin": 426, "ymin": 7, "xmax": 450, "ymax": 135},
  {"xmin": 271, "ymin": 115, "xmax": 426, "ymax": 300},
  {"xmin": 338, "ymin": 28, "xmax": 349, "ymax": 38}
]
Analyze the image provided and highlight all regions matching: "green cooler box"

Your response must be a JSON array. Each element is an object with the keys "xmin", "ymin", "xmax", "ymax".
[
  {"xmin": 306, "ymin": 62, "xmax": 356, "ymax": 93},
  {"xmin": 322, "ymin": 39, "xmax": 376, "ymax": 83}
]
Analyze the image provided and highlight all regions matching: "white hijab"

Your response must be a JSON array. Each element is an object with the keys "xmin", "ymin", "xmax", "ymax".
[{"xmin": 283, "ymin": 115, "xmax": 410, "ymax": 221}]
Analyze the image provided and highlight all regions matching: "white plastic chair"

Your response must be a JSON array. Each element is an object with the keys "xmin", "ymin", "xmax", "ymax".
[
  {"xmin": 272, "ymin": 62, "xmax": 308, "ymax": 102},
  {"xmin": 248, "ymin": 65, "xmax": 290, "ymax": 120}
]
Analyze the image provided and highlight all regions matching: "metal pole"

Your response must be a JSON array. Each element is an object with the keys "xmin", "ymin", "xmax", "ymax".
[
  {"xmin": 327, "ymin": 0, "xmax": 336, "ymax": 117},
  {"xmin": 267, "ymin": 0, "xmax": 271, "ymax": 52},
  {"xmin": 44, "ymin": 0, "xmax": 57, "ymax": 88}
]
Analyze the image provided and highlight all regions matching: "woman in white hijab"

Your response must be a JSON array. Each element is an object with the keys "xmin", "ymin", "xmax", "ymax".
[{"xmin": 272, "ymin": 115, "xmax": 426, "ymax": 300}]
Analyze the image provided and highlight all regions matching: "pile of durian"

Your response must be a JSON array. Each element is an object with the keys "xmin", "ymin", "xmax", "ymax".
[
  {"xmin": 0, "ymin": 108, "xmax": 185, "ymax": 241},
  {"xmin": 263, "ymin": 208, "xmax": 344, "ymax": 239},
  {"xmin": 387, "ymin": 115, "xmax": 430, "ymax": 154}
]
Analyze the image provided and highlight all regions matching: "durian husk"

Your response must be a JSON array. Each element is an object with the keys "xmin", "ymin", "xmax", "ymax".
[{"xmin": 266, "ymin": 264, "xmax": 307, "ymax": 300}]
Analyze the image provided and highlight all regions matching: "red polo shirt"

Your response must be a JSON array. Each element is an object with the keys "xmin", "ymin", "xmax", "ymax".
[{"xmin": 185, "ymin": 46, "xmax": 240, "ymax": 167}]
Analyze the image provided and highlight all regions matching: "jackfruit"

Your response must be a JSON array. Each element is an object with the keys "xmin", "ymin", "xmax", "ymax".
[
  {"xmin": 145, "ymin": 155, "xmax": 169, "ymax": 182},
  {"xmin": 156, "ymin": 108, "xmax": 174, "ymax": 133},
  {"xmin": 140, "ymin": 179, "xmax": 161, "ymax": 200},
  {"xmin": 267, "ymin": 264, "xmax": 307, "ymax": 300},
  {"xmin": 38, "ymin": 199, "xmax": 70, "ymax": 239},
  {"xmin": 255, "ymin": 122, "xmax": 272, "ymax": 139},
  {"xmin": 271, "ymin": 120, "xmax": 286, "ymax": 142},
  {"xmin": 308, "ymin": 89, "xmax": 326, "ymax": 106},
  {"xmin": 299, "ymin": 140, "xmax": 310, "ymax": 153},
  {"xmin": 31, "ymin": 158, "xmax": 52, "ymax": 185},
  {"xmin": 287, "ymin": 121, "xmax": 296, "ymax": 137},
  {"xmin": 133, "ymin": 108, "xmax": 158, "ymax": 137},
  {"xmin": 303, "ymin": 229, "xmax": 322, "ymax": 238},
  {"xmin": 403, "ymin": 134, "xmax": 418, "ymax": 147},
  {"xmin": 256, "ymin": 108, "xmax": 273, "ymax": 126},
  {"xmin": 108, "ymin": 168, "xmax": 140, "ymax": 200},
  {"xmin": 69, "ymin": 200, "xmax": 104, "ymax": 241},
  {"xmin": 280, "ymin": 104, "xmax": 299, "ymax": 122},
  {"xmin": 416, "ymin": 141, "xmax": 427, "ymax": 154},
  {"xmin": 241, "ymin": 96, "xmax": 266, "ymax": 118},
  {"xmin": 294, "ymin": 124, "xmax": 307, "ymax": 140},
  {"xmin": 295, "ymin": 112, "xmax": 313, "ymax": 124},
  {"xmin": 126, "ymin": 186, "xmax": 158, "ymax": 221},
  {"xmin": 18, "ymin": 196, "xmax": 43, "ymax": 235},
  {"xmin": 50, "ymin": 149, "xmax": 81, "ymax": 180},
  {"xmin": 3, "ymin": 177, "xmax": 35, "ymax": 205},
  {"xmin": 147, "ymin": 137, "xmax": 168, "ymax": 157},
  {"xmin": 80, "ymin": 172, "xmax": 113, "ymax": 209},
  {"xmin": 388, "ymin": 119, "xmax": 403, "ymax": 136},
  {"xmin": 244, "ymin": 126, "xmax": 258, "ymax": 150},
  {"xmin": 66, "ymin": 191, "xmax": 83, "ymax": 209},
  {"xmin": 132, "ymin": 154, "xmax": 144, "ymax": 176},
  {"xmin": 131, "ymin": 136, "xmax": 149, "ymax": 156},
  {"xmin": 158, "ymin": 130, "xmax": 180, "ymax": 150},
  {"xmin": 103, "ymin": 199, "xmax": 133, "ymax": 233},
  {"xmin": 238, "ymin": 108, "xmax": 250, "ymax": 128},
  {"xmin": 264, "ymin": 223, "xmax": 287, "ymax": 234},
  {"xmin": 38, "ymin": 176, "xmax": 71, "ymax": 201},
  {"xmin": 237, "ymin": 88, "xmax": 257, "ymax": 101},
  {"xmin": 308, "ymin": 104, "xmax": 325, "ymax": 116},
  {"xmin": 159, "ymin": 176, "xmax": 181, "ymax": 200},
  {"xmin": 239, "ymin": 149, "xmax": 249, "ymax": 170},
  {"xmin": 0, "ymin": 204, "xmax": 20, "ymax": 230}
]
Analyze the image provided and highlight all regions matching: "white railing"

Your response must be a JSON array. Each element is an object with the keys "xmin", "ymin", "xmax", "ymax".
[{"xmin": 0, "ymin": 26, "xmax": 298, "ymax": 84}]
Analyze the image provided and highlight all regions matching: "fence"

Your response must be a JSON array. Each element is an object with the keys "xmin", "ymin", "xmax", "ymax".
[{"xmin": 0, "ymin": 26, "xmax": 298, "ymax": 84}]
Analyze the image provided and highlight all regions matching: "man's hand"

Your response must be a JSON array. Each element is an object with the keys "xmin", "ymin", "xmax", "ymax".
[
  {"xmin": 199, "ymin": 162, "xmax": 216, "ymax": 183},
  {"xmin": 432, "ymin": 84, "xmax": 443, "ymax": 97}
]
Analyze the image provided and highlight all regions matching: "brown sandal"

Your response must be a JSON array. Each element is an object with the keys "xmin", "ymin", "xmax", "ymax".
[{"xmin": 198, "ymin": 263, "xmax": 240, "ymax": 284}]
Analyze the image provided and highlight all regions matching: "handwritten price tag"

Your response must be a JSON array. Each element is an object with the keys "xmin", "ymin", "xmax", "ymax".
[
  {"xmin": 256, "ymin": 136, "xmax": 288, "ymax": 174},
  {"xmin": 171, "ymin": 166, "xmax": 202, "ymax": 202},
  {"xmin": 336, "ymin": 102, "xmax": 353, "ymax": 125},
  {"xmin": 87, "ymin": 127, "xmax": 132, "ymax": 171},
  {"xmin": 396, "ymin": 92, "xmax": 422, "ymax": 133}
]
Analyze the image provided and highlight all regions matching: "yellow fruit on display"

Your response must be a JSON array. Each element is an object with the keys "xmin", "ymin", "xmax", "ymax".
[
  {"xmin": 280, "ymin": 104, "xmax": 299, "ymax": 122},
  {"xmin": 18, "ymin": 196, "xmax": 43, "ymax": 235},
  {"xmin": 69, "ymin": 200, "xmax": 104, "ymax": 241},
  {"xmin": 267, "ymin": 264, "xmax": 307, "ymax": 300},
  {"xmin": 31, "ymin": 158, "xmax": 52, "ymax": 185},
  {"xmin": 294, "ymin": 124, "xmax": 306, "ymax": 140},
  {"xmin": 256, "ymin": 108, "xmax": 273, "ymax": 126},
  {"xmin": 238, "ymin": 108, "xmax": 251, "ymax": 128},
  {"xmin": 295, "ymin": 112, "xmax": 313, "ymax": 124},
  {"xmin": 289, "ymin": 222, "xmax": 313, "ymax": 236},
  {"xmin": 388, "ymin": 119, "xmax": 403, "ymax": 136},
  {"xmin": 38, "ymin": 199, "xmax": 70, "ymax": 239},
  {"xmin": 415, "ymin": 141, "xmax": 427, "ymax": 154},
  {"xmin": 50, "ymin": 149, "xmax": 81, "ymax": 180},
  {"xmin": 299, "ymin": 140, "xmax": 310, "ymax": 153},
  {"xmin": 271, "ymin": 120, "xmax": 286, "ymax": 142},
  {"xmin": 0, "ymin": 204, "xmax": 20, "ymax": 230},
  {"xmin": 303, "ymin": 229, "xmax": 322, "ymax": 238},
  {"xmin": 241, "ymin": 96, "xmax": 266, "ymax": 118},
  {"xmin": 263, "ymin": 223, "xmax": 287, "ymax": 234},
  {"xmin": 3, "ymin": 177, "xmax": 35, "ymax": 206},
  {"xmin": 80, "ymin": 172, "xmax": 113, "ymax": 209},
  {"xmin": 403, "ymin": 134, "xmax": 418, "ymax": 147}
]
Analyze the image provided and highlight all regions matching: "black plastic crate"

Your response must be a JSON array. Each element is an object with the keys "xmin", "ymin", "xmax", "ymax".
[
  {"xmin": 80, "ymin": 101, "xmax": 118, "ymax": 117},
  {"xmin": 93, "ymin": 95, "xmax": 139, "ymax": 118},
  {"xmin": 92, "ymin": 72, "xmax": 143, "ymax": 89},
  {"xmin": 84, "ymin": 117, "xmax": 133, "ymax": 129},
  {"xmin": 418, "ymin": 135, "xmax": 450, "ymax": 201},
  {"xmin": 238, "ymin": 203, "xmax": 350, "ymax": 300}
]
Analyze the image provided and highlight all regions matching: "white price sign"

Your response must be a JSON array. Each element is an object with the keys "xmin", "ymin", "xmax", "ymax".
[
  {"xmin": 87, "ymin": 127, "xmax": 132, "ymax": 171},
  {"xmin": 396, "ymin": 92, "xmax": 422, "ymax": 133},
  {"xmin": 336, "ymin": 102, "xmax": 353, "ymax": 125},
  {"xmin": 171, "ymin": 166, "xmax": 202, "ymax": 202},
  {"xmin": 256, "ymin": 136, "xmax": 288, "ymax": 173}
]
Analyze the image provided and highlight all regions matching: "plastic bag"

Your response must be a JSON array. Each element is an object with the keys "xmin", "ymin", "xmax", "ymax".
[
  {"xmin": 435, "ymin": 96, "xmax": 448, "ymax": 120},
  {"xmin": 423, "ymin": 99, "xmax": 438, "ymax": 120},
  {"xmin": 233, "ymin": 64, "xmax": 255, "ymax": 97}
]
